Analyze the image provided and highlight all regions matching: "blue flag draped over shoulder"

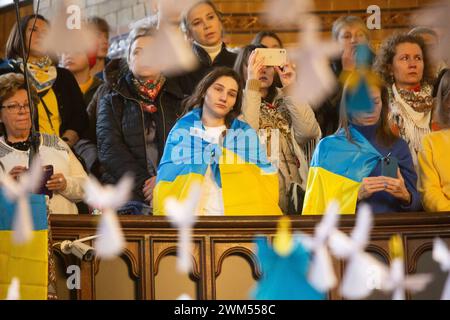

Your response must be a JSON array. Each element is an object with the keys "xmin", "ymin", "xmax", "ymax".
[
  {"xmin": 154, "ymin": 109, "xmax": 282, "ymax": 215},
  {"xmin": 0, "ymin": 189, "xmax": 48, "ymax": 299},
  {"xmin": 302, "ymin": 126, "xmax": 382, "ymax": 215}
]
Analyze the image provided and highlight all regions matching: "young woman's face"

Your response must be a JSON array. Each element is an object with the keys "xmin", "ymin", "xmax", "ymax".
[
  {"xmin": 0, "ymin": 89, "xmax": 32, "ymax": 137},
  {"xmin": 26, "ymin": 18, "xmax": 49, "ymax": 58},
  {"xmin": 129, "ymin": 36, "xmax": 160, "ymax": 80},
  {"xmin": 392, "ymin": 42, "xmax": 424, "ymax": 89},
  {"xmin": 95, "ymin": 30, "xmax": 109, "ymax": 59},
  {"xmin": 337, "ymin": 24, "xmax": 368, "ymax": 48},
  {"xmin": 203, "ymin": 76, "xmax": 238, "ymax": 120},
  {"xmin": 61, "ymin": 52, "xmax": 90, "ymax": 74},
  {"xmin": 260, "ymin": 36, "xmax": 281, "ymax": 48},
  {"xmin": 258, "ymin": 66, "xmax": 275, "ymax": 90},
  {"xmin": 351, "ymin": 86, "xmax": 383, "ymax": 126},
  {"xmin": 187, "ymin": 3, "xmax": 223, "ymax": 46}
]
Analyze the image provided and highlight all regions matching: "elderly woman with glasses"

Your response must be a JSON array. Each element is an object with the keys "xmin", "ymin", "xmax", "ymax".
[{"xmin": 0, "ymin": 68, "xmax": 87, "ymax": 214}]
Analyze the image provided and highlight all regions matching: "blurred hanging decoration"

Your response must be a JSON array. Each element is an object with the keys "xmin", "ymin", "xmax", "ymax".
[
  {"xmin": 381, "ymin": 235, "xmax": 432, "ymax": 300},
  {"xmin": 298, "ymin": 201, "xmax": 339, "ymax": 293},
  {"xmin": 41, "ymin": 0, "xmax": 97, "ymax": 55},
  {"xmin": 329, "ymin": 204, "xmax": 389, "ymax": 299},
  {"xmin": 83, "ymin": 175, "xmax": 133, "ymax": 259},
  {"xmin": 5, "ymin": 278, "xmax": 20, "ymax": 300},
  {"xmin": 153, "ymin": 0, "xmax": 199, "ymax": 23},
  {"xmin": 139, "ymin": 21, "xmax": 199, "ymax": 76},
  {"xmin": 165, "ymin": 183, "xmax": 202, "ymax": 274},
  {"xmin": 0, "ymin": 157, "xmax": 42, "ymax": 245},
  {"xmin": 252, "ymin": 235, "xmax": 325, "ymax": 300},
  {"xmin": 289, "ymin": 15, "xmax": 342, "ymax": 107},
  {"xmin": 263, "ymin": 0, "xmax": 313, "ymax": 27},
  {"xmin": 432, "ymin": 238, "xmax": 450, "ymax": 300},
  {"xmin": 341, "ymin": 44, "xmax": 381, "ymax": 115},
  {"xmin": 413, "ymin": 0, "xmax": 450, "ymax": 69}
]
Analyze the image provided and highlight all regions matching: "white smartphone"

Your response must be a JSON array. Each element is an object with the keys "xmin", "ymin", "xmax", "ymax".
[{"xmin": 254, "ymin": 48, "xmax": 287, "ymax": 67}]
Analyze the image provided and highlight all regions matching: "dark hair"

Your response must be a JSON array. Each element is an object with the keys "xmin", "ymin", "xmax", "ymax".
[
  {"xmin": 338, "ymin": 83, "xmax": 397, "ymax": 147},
  {"xmin": 87, "ymin": 16, "xmax": 110, "ymax": 36},
  {"xmin": 373, "ymin": 32, "xmax": 435, "ymax": 86},
  {"xmin": 233, "ymin": 44, "xmax": 279, "ymax": 103},
  {"xmin": 5, "ymin": 14, "xmax": 49, "ymax": 60},
  {"xmin": 182, "ymin": 67, "xmax": 243, "ymax": 128},
  {"xmin": 180, "ymin": 0, "xmax": 223, "ymax": 38},
  {"xmin": 435, "ymin": 69, "xmax": 450, "ymax": 128},
  {"xmin": 251, "ymin": 31, "xmax": 283, "ymax": 48}
]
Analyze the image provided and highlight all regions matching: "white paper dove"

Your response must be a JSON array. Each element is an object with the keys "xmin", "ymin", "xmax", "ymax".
[
  {"xmin": 177, "ymin": 293, "xmax": 193, "ymax": 300},
  {"xmin": 414, "ymin": 1, "xmax": 450, "ymax": 66},
  {"xmin": 329, "ymin": 204, "xmax": 389, "ymax": 299},
  {"xmin": 263, "ymin": 0, "xmax": 313, "ymax": 27},
  {"xmin": 41, "ymin": 0, "xmax": 97, "ymax": 55},
  {"xmin": 155, "ymin": 0, "xmax": 199, "ymax": 22},
  {"xmin": 5, "ymin": 278, "xmax": 20, "ymax": 300},
  {"xmin": 0, "ymin": 157, "xmax": 43, "ymax": 245},
  {"xmin": 381, "ymin": 236, "xmax": 432, "ymax": 300},
  {"xmin": 289, "ymin": 15, "xmax": 342, "ymax": 107},
  {"xmin": 140, "ymin": 22, "xmax": 198, "ymax": 76},
  {"xmin": 83, "ymin": 175, "xmax": 133, "ymax": 259},
  {"xmin": 432, "ymin": 238, "xmax": 450, "ymax": 300},
  {"xmin": 165, "ymin": 183, "xmax": 202, "ymax": 274},
  {"xmin": 298, "ymin": 201, "xmax": 340, "ymax": 292}
]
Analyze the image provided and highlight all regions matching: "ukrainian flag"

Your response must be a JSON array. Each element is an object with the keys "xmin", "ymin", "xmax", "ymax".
[
  {"xmin": 154, "ymin": 109, "xmax": 282, "ymax": 215},
  {"xmin": 0, "ymin": 190, "xmax": 48, "ymax": 299},
  {"xmin": 302, "ymin": 127, "xmax": 382, "ymax": 215}
]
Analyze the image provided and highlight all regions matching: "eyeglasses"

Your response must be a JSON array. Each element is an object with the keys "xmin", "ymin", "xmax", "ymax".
[{"xmin": 1, "ymin": 103, "xmax": 30, "ymax": 114}]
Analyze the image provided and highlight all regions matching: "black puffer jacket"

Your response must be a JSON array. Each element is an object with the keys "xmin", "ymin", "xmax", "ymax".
[
  {"xmin": 96, "ymin": 60, "xmax": 184, "ymax": 202},
  {"xmin": 175, "ymin": 42, "xmax": 237, "ymax": 96}
]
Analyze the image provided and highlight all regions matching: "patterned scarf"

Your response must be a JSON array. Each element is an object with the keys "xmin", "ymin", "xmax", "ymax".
[
  {"xmin": 132, "ymin": 75, "xmax": 166, "ymax": 113},
  {"xmin": 396, "ymin": 84, "xmax": 434, "ymax": 113},
  {"xmin": 19, "ymin": 57, "xmax": 57, "ymax": 93}
]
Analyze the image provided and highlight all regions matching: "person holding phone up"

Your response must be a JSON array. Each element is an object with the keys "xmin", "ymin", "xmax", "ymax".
[
  {"xmin": 303, "ymin": 82, "xmax": 422, "ymax": 214},
  {"xmin": 0, "ymin": 69, "xmax": 87, "ymax": 214},
  {"xmin": 235, "ymin": 45, "xmax": 321, "ymax": 214}
]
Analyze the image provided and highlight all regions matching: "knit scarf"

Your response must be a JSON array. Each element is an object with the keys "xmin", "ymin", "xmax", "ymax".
[
  {"xmin": 132, "ymin": 75, "xmax": 165, "ymax": 113},
  {"xmin": 19, "ymin": 57, "xmax": 57, "ymax": 93}
]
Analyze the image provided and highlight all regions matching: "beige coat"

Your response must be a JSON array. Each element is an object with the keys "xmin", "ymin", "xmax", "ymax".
[{"xmin": 241, "ymin": 79, "xmax": 321, "ymax": 213}]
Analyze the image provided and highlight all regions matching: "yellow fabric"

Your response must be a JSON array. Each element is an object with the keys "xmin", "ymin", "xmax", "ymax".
[
  {"xmin": 79, "ymin": 77, "xmax": 94, "ymax": 95},
  {"xmin": 0, "ymin": 230, "xmax": 48, "ymax": 300},
  {"xmin": 37, "ymin": 89, "xmax": 61, "ymax": 136},
  {"xmin": 418, "ymin": 130, "xmax": 450, "ymax": 212},
  {"xmin": 302, "ymin": 167, "xmax": 360, "ymax": 215},
  {"xmin": 154, "ymin": 149, "xmax": 282, "ymax": 216}
]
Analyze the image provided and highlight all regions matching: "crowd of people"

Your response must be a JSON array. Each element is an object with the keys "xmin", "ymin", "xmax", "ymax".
[{"xmin": 0, "ymin": 0, "xmax": 448, "ymax": 215}]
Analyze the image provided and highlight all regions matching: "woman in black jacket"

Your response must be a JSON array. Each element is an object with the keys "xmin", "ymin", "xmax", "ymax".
[
  {"xmin": 96, "ymin": 24, "xmax": 184, "ymax": 208},
  {"xmin": 176, "ymin": 0, "xmax": 237, "ymax": 96},
  {"xmin": 5, "ymin": 14, "xmax": 88, "ymax": 148}
]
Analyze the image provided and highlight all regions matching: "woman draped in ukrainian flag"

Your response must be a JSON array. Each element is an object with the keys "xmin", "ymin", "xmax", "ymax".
[
  {"xmin": 154, "ymin": 67, "xmax": 282, "ymax": 216},
  {"xmin": 303, "ymin": 82, "xmax": 422, "ymax": 215}
]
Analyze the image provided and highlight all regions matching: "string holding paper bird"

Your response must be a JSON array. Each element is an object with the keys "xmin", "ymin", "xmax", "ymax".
[{"xmin": 432, "ymin": 238, "xmax": 450, "ymax": 300}]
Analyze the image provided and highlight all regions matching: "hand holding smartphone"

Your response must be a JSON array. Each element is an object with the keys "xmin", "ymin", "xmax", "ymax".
[
  {"xmin": 38, "ymin": 165, "xmax": 54, "ymax": 198},
  {"xmin": 381, "ymin": 155, "xmax": 398, "ymax": 178}
]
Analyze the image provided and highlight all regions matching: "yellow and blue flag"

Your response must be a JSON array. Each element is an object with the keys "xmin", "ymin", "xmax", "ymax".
[
  {"xmin": 302, "ymin": 127, "xmax": 382, "ymax": 215},
  {"xmin": 154, "ymin": 109, "xmax": 282, "ymax": 215},
  {"xmin": 0, "ymin": 190, "xmax": 48, "ymax": 300}
]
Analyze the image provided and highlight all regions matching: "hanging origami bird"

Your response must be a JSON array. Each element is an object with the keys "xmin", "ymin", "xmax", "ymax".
[
  {"xmin": 289, "ymin": 15, "xmax": 342, "ymax": 107},
  {"xmin": 432, "ymin": 237, "xmax": 450, "ymax": 300},
  {"xmin": 0, "ymin": 157, "xmax": 43, "ymax": 244},
  {"xmin": 41, "ymin": 0, "xmax": 97, "ymax": 55},
  {"xmin": 140, "ymin": 22, "xmax": 199, "ymax": 76},
  {"xmin": 298, "ymin": 201, "xmax": 340, "ymax": 293},
  {"xmin": 165, "ymin": 183, "xmax": 202, "ymax": 273},
  {"xmin": 329, "ymin": 204, "xmax": 389, "ymax": 299},
  {"xmin": 252, "ymin": 235, "xmax": 325, "ymax": 300},
  {"xmin": 263, "ymin": 0, "xmax": 313, "ymax": 27},
  {"xmin": 83, "ymin": 175, "xmax": 133, "ymax": 259},
  {"xmin": 382, "ymin": 235, "xmax": 432, "ymax": 300},
  {"xmin": 341, "ymin": 44, "xmax": 381, "ymax": 115},
  {"xmin": 5, "ymin": 278, "xmax": 20, "ymax": 300}
]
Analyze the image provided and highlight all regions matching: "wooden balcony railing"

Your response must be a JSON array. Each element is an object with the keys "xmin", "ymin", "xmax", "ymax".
[{"xmin": 50, "ymin": 213, "xmax": 450, "ymax": 300}]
